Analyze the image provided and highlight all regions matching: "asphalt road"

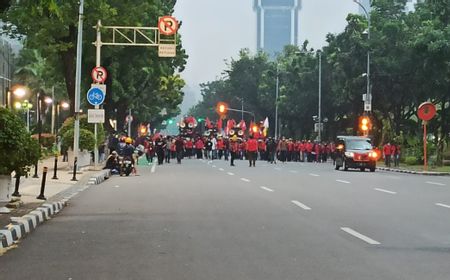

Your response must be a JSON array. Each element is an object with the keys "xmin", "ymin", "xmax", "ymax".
[{"xmin": 1, "ymin": 158, "xmax": 450, "ymax": 280}]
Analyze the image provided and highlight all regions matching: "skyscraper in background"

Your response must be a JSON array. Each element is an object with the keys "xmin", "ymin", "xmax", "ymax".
[{"xmin": 254, "ymin": 0, "xmax": 302, "ymax": 56}]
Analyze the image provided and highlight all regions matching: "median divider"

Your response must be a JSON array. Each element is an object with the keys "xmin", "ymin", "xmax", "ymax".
[{"xmin": 377, "ymin": 166, "xmax": 450, "ymax": 176}]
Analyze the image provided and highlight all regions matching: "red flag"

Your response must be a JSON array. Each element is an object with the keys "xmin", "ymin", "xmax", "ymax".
[
  {"xmin": 217, "ymin": 119, "xmax": 223, "ymax": 131},
  {"xmin": 205, "ymin": 117, "xmax": 213, "ymax": 129},
  {"xmin": 239, "ymin": 120, "xmax": 247, "ymax": 131}
]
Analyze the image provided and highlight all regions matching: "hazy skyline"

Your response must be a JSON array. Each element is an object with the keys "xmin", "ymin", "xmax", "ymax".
[{"xmin": 174, "ymin": 0, "xmax": 359, "ymax": 109}]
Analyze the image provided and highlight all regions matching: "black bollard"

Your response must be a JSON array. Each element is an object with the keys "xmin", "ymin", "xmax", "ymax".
[
  {"xmin": 36, "ymin": 167, "xmax": 48, "ymax": 200},
  {"xmin": 52, "ymin": 155, "xmax": 58, "ymax": 180},
  {"xmin": 12, "ymin": 175, "xmax": 21, "ymax": 197},
  {"xmin": 71, "ymin": 157, "xmax": 78, "ymax": 181},
  {"xmin": 32, "ymin": 162, "xmax": 39, "ymax": 178}
]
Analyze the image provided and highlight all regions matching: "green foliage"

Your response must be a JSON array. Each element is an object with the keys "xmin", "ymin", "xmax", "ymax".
[
  {"xmin": 405, "ymin": 156, "xmax": 418, "ymax": 166},
  {"xmin": 0, "ymin": 108, "xmax": 41, "ymax": 175},
  {"xmin": 59, "ymin": 114, "xmax": 105, "ymax": 151},
  {"xmin": 2, "ymin": 0, "xmax": 187, "ymax": 133},
  {"xmin": 62, "ymin": 128, "xmax": 96, "ymax": 151}
]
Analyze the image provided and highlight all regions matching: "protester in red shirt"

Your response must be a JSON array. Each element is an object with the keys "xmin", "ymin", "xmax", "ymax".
[
  {"xmin": 194, "ymin": 138, "xmax": 204, "ymax": 159},
  {"xmin": 383, "ymin": 142, "xmax": 392, "ymax": 167},
  {"xmin": 246, "ymin": 135, "xmax": 258, "ymax": 167},
  {"xmin": 185, "ymin": 138, "xmax": 194, "ymax": 158}
]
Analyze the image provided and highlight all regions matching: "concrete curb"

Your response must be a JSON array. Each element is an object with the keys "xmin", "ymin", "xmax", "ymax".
[
  {"xmin": 1, "ymin": 170, "xmax": 111, "ymax": 252},
  {"xmin": 376, "ymin": 167, "xmax": 450, "ymax": 176},
  {"xmin": 87, "ymin": 169, "xmax": 111, "ymax": 185}
]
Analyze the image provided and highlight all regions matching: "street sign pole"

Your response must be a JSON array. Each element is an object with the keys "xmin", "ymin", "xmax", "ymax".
[
  {"xmin": 93, "ymin": 20, "xmax": 102, "ymax": 169},
  {"xmin": 72, "ymin": 0, "xmax": 84, "ymax": 180}
]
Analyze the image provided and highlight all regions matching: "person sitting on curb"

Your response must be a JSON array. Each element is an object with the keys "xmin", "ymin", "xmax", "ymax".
[{"xmin": 104, "ymin": 151, "xmax": 120, "ymax": 174}]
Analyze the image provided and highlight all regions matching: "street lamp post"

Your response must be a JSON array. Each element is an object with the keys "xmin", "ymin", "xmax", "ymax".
[
  {"xmin": 275, "ymin": 65, "xmax": 279, "ymax": 139},
  {"xmin": 353, "ymin": 0, "xmax": 371, "ymax": 113}
]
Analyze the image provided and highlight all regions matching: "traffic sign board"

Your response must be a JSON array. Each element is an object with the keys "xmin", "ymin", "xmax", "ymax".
[
  {"xmin": 158, "ymin": 44, "xmax": 176, "ymax": 57},
  {"xmin": 418, "ymin": 102, "xmax": 436, "ymax": 121},
  {"xmin": 91, "ymin": 66, "xmax": 108, "ymax": 83},
  {"xmin": 88, "ymin": 109, "xmax": 105, "ymax": 123},
  {"xmin": 87, "ymin": 86, "xmax": 106, "ymax": 106},
  {"xmin": 158, "ymin": 16, "xmax": 178, "ymax": 36}
]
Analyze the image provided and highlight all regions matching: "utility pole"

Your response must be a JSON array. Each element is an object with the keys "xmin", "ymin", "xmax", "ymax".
[
  {"xmin": 318, "ymin": 50, "xmax": 322, "ymax": 142},
  {"xmin": 72, "ymin": 0, "xmax": 84, "ymax": 180}
]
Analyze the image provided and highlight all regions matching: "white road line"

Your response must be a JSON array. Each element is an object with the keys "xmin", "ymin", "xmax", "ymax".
[
  {"xmin": 227, "ymin": 172, "xmax": 235, "ymax": 176},
  {"xmin": 114, "ymin": 185, "xmax": 120, "ymax": 188},
  {"xmin": 260, "ymin": 186, "xmax": 274, "ymax": 192},
  {"xmin": 291, "ymin": 200, "xmax": 311, "ymax": 210},
  {"xmin": 426, "ymin": 181, "xmax": 446, "ymax": 186},
  {"xmin": 336, "ymin": 179, "xmax": 351, "ymax": 184},
  {"xmin": 207, "ymin": 161, "xmax": 213, "ymax": 164},
  {"xmin": 436, "ymin": 203, "xmax": 450, "ymax": 209},
  {"xmin": 151, "ymin": 163, "xmax": 156, "ymax": 173},
  {"xmin": 212, "ymin": 165, "xmax": 216, "ymax": 168},
  {"xmin": 374, "ymin": 188, "xmax": 397, "ymax": 195},
  {"xmin": 241, "ymin": 178, "xmax": 251, "ymax": 182},
  {"xmin": 218, "ymin": 168, "xmax": 224, "ymax": 171},
  {"xmin": 309, "ymin": 173, "xmax": 320, "ymax": 177},
  {"xmin": 341, "ymin": 227, "xmax": 381, "ymax": 245},
  {"xmin": 289, "ymin": 170, "xmax": 298, "ymax": 173}
]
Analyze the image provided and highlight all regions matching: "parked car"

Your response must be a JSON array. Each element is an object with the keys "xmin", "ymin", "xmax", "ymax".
[{"xmin": 334, "ymin": 136, "xmax": 377, "ymax": 172}]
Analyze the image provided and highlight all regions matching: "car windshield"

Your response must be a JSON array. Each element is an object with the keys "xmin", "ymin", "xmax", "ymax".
[{"xmin": 346, "ymin": 139, "xmax": 372, "ymax": 150}]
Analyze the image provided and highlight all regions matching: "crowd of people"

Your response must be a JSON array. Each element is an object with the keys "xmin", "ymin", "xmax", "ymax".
[{"xmin": 102, "ymin": 133, "xmax": 402, "ymax": 174}]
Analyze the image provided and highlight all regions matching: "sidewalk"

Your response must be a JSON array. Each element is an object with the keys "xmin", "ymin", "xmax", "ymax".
[
  {"xmin": 0, "ymin": 156, "xmax": 98, "ymax": 228},
  {"xmin": 376, "ymin": 166, "xmax": 450, "ymax": 176}
]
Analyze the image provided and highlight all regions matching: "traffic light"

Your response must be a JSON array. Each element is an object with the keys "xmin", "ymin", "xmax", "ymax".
[
  {"xmin": 197, "ymin": 117, "xmax": 204, "ymax": 122},
  {"xmin": 168, "ymin": 119, "xmax": 174, "ymax": 125},
  {"xmin": 359, "ymin": 116, "xmax": 371, "ymax": 134},
  {"xmin": 216, "ymin": 102, "xmax": 228, "ymax": 116}
]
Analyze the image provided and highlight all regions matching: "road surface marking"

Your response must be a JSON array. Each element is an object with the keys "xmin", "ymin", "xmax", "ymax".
[
  {"xmin": 426, "ymin": 181, "xmax": 446, "ymax": 186},
  {"xmin": 207, "ymin": 161, "xmax": 213, "ymax": 164},
  {"xmin": 309, "ymin": 173, "xmax": 320, "ymax": 177},
  {"xmin": 289, "ymin": 170, "xmax": 298, "ymax": 173},
  {"xmin": 241, "ymin": 178, "xmax": 251, "ymax": 182},
  {"xmin": 151, "ymin": 163, "xmax": 156, "ymax": 173},
  {"xmin": 260, "ymin": 186, "xmax": 274, "ymax": 192},
  {"xmin": 436, "ymin": 203, "xmax": 450, "ymax": 209},
  {"xmin": 291, "ymin": 200, "xmax": 311, "ymax": 210},
  {"xmin": 227, "ymin": 172, "xmax": 235, "ymax": 176},
  {"xmin": 212, "ymin": 165, "xmax": 216, "ymax": 168},
  {"xmin": 336, "ymin": 179, "xmax": 351, "ymax": 184},
  {"xmin": 374, "ymin": 188, "xmax": 396, "ymax": 195},
  {"xmin": 218, "ymin": 168, "xmax": 224, "ymax": 171},
  {"xmin": 341, "ymin": 227, "xmax": 381, "ymax": 245},
  {"xmin": 114, "ymin": 185, "xmax": 120, "ymax": 188}
]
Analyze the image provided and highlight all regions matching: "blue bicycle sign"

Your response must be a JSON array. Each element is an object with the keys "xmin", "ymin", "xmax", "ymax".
[{"xmin": 87, "ymin": 87, "xmax": 105, "ymax": 106}]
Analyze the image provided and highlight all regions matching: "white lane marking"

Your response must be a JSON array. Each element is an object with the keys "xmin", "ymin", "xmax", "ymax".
[
  {"xmin": 151, "ymin": 163, "xmax": 156, "ymax": 173},
  {"xmin": 341, "ymin": 227, "xmax": 381, "ymax": 245},
  {"xmin": 289, "ymin": 170, "xmax": 298, "ymax": 173},
  {"xmin": 114, "ymin": 185, "xmax": 120, "ymax": 188},
  {"xmin": 374, "ymin": 188, "xmax": 396, "ymax": 195},
  {"xmin": 309, "ymin": 173, "xmax": 320, "ymax": 177},
  {"xmin": 227, "ymin": 172, "xmax": 235, "ymax": 176},
  {"xmin": 426, "ymin": 181, "xmax": 446, "ymax": 186},
  {"xmin": 436, "ymin": 203, "xmax": 450, "ymax": 209},
  {"xmin": 207, "ymin": 161, "xmax": 213, "ymax": 164},
  {"xmin": 218, "ymin": 168, "xmax": 224, "ymax": 171},
  {"xmin": 212, "ymin": 165, "xmax": 216, "ymax": 168},
  {"xmin": 291, "ymin": 200, "xmax": 311, "ymax": 210},
  {"xmin": 336, "ymin": 179, "xmax": 351, "ymax": 184},
  {"xmin": 260, "ymin": 186, "xmax": 274, "ymax": 192},
  {"xmin": 241, "ymin": 178, "xmax": 251, "ymax": 182}
]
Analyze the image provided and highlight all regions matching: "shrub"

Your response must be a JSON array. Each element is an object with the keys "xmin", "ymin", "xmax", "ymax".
[
  {"xmin": 0, "ymin": 107, "xmax": 41, "ymax": 175},
  {"xmin": 61, "ymin": 128, "xmax": 96, "ymax": 151},
  {"xmin": 404, "ymin": 156, "xmax": 418, "ymax": 166}
]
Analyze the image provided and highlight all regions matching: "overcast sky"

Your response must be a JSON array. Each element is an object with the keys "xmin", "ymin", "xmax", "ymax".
[{"xmin": 173, "ymin": 0, "xmax": 359, "ymax": 108}]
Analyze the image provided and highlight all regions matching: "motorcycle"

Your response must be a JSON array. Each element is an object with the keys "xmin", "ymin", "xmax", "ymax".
[{"xmin": 120, "ymin": 156, "xmax": 134, "ymax": 176}]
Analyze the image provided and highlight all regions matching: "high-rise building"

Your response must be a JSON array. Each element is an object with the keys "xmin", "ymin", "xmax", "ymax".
[
  {"xmin": 0, "ymin": 37, "xmax": 13, "ymax": 108},
  {"xmin": 253, "ymin": 0, "xmax": 302, "ymax": 56}
]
